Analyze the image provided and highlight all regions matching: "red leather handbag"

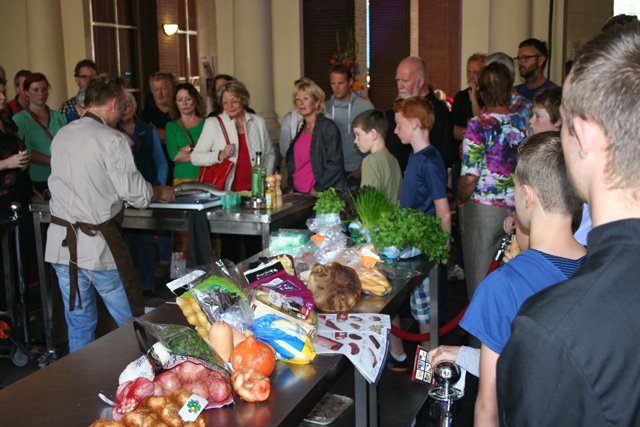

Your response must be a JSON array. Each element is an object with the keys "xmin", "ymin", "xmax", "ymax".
[{"xmin": 198, "ymin": 116, "xmax": 234, "ymax": 190}]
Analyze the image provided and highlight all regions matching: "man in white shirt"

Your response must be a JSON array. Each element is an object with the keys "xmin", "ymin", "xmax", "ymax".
[{"xmin": 46, "ymin": 74, "xmax": 174, "ymax": 352}]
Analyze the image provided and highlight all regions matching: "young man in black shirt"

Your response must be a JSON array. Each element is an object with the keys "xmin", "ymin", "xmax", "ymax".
[{"xmin": 498, "ymin": 21, "xmax": 640, "ymax": 426}]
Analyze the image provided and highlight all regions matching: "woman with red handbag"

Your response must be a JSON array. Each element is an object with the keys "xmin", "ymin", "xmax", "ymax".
[{"xmin": 191, "ymin": 80, "xmax": 275, "ymax": 191}]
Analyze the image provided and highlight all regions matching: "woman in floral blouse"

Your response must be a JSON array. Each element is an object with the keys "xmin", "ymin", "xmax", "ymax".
[{"xmin": 456, "ymin": 62, "xmax": 528, "ymax": 300}]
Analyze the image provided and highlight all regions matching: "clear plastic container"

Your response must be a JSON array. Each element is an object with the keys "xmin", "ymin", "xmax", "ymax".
[{"xmin": 304, "ymin": 393, "xmax": 353, "ymax": 425}]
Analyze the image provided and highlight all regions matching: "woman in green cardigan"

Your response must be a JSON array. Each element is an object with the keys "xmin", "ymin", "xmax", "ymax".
[{"xmin": 165, "ymin": 83, "xmax": 205, "ymax": 184}]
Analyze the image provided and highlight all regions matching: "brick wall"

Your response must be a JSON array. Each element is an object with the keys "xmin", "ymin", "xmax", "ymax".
[
  {"xmin": 369, "ymin": 0, "xmax": 410, "ymax": 110},
  {"xmin": 156, "ymin": 0, "xmax": 180, "ymax": 77},
  {"xmin": 302, "ymin": 0, "xmax": 355, "ymax": 98},
  {"xmin": 419, "ymin": 0, "xmax": 461, "ymax": 98}
]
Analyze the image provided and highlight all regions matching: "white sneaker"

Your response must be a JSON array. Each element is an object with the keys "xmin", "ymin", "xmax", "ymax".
[{"xmin": 447, "ymin": 264, "xmax": 465, "ymax": 281}]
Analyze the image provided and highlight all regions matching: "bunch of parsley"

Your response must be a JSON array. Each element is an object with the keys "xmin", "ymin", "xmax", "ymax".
[
  {"xmin": 371, "ymin": 208, "xmax": 450, "ymax": 264},
  {"xmin": 313, "ymin": 188, "xmax": 346, "ymax": 214}
]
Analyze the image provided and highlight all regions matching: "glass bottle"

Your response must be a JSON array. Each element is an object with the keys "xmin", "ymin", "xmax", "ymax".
[
  {"xmin": 265, "ymin": 175, "xmax": 275, "ymax": 209},
  {"xmin": 251, "ymin": 151, "xmax": 266, "ymax": 200}
]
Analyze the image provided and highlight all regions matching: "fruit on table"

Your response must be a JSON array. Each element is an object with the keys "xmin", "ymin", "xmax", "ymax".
[
  {"xmin": 229, "ymin": 335, "xmax": 276, "ymax": 377},
  {"xmin": 358, "ymin": 268, "xmax": 392, "ymax": 296}
]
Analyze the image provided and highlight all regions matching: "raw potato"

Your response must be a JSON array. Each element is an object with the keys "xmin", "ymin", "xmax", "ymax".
[
  {"xmin": 91, "ymin": 389, "xmax": 206, "ymax": 427},
  {"xmin": 89, "ymin": 420, "xmax": 126, "ymax": 427},
  {"xmin": 177, "ymin": 296, "xmax": 211, "ymax": 337}
]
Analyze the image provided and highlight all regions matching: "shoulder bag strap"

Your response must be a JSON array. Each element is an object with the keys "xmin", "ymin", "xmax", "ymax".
[
  {"xmin": 178, "ymin": 119, "xmax": 196, "ymax": 148},
  {"xmin": 215, "ymin": 115, "xmax": 231, "ymax": 146},
  {"xmin": 27, "ymin": 108, "xmax": 54, "ymax": 140}
]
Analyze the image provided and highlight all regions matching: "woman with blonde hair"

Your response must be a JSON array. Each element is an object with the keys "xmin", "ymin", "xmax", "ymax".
[
  {"xmin": 192, "ymin": 79, "xmax": 274, "ymax": 191},
  {"xmin": 285, "ymin": 78, "xmax": 347, "ymax": 194}
]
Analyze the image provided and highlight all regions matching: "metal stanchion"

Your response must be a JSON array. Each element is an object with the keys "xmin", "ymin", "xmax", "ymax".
[
  {"xmin": 428, "ymin": 361, "xmax": 464, "ymax": 427},
  {"xmin": 9, "ymin": 203, "xmax": 29, "ymax": 366}
]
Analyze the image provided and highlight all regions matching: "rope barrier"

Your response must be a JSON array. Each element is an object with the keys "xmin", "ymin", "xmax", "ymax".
[{"xmin": 390, "ymin": 252, "xmax": 506, "ymax": 342}]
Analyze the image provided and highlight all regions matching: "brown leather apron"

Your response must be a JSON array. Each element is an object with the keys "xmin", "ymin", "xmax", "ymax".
[{"xmin": 51, "ymin": 209, "xmax": 144, "ymax": 316}]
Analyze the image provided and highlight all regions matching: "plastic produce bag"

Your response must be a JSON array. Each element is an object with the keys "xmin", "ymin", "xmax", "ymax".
[
  {"xmin": 253, "ymin": 314, "xmax": 316, "ymax": 364},
  {"xmin": 108, "ymin": 320, "xmax": 233, "ymax": 420},
  {"xmin": 169, "ymin": 260, "xmax": 253, "ymax": 338},
  {"xmin": 134, "ymin": 320, "xmax": 228, "ymax": 373}
]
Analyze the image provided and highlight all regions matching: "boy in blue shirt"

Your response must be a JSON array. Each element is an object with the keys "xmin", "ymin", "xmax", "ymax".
[
  {"xmin": 387, "ymin": 96, "xmax": 451, "ymax": 370},
  {"xmin": 429, "ymin": 131, "xmax": 586, "ymax": 425}
]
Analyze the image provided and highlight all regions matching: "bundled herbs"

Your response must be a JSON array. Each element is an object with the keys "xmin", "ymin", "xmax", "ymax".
[
  {"xmin": 352, "ymin": 187, "xmax": 394, "ymax": 231},
  {"xmin": 313, "ymin": 188, "xmax": 346, "ymax": 214},
  {"xmin": 371, "ymin": 208, "xmax": 450, "ymax": 264}
]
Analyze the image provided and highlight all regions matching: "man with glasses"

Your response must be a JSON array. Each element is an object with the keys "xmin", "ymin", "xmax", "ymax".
[
  {"xmin": 59, "ymin": 59, "xmax": 98, "ymax": 122},
  {"xmin": 514, "ymin": 38, "xmax": 557, "ymax": 101}
]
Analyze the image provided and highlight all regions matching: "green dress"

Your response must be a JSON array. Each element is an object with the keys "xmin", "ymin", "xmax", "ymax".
[
  {"xmin": 13, "ymin": 109, "xmax": 66, "ymax": 183},
  {"xmin": 166, "ymin": 118, "xmax": 205, "ymax": 180}
]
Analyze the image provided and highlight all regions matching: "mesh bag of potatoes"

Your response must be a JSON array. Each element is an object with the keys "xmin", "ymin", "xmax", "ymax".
[{"xmin": 90, "ymin": 389, "xmax": 206, "ymax": 427}]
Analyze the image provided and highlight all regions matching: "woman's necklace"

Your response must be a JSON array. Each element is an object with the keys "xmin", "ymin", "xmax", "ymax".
[{"xmin": 304, "ymin": 121, "xmax": 315, "ymax": 134}]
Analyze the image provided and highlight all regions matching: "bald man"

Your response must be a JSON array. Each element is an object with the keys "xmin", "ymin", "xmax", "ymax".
[{"xmin": 385, "ymin": 56, "xmax": 453, "ymax": 172}]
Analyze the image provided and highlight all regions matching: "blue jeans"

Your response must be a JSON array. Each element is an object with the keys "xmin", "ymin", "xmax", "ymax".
[
  {"xmin": 52, "ymin": 264, "xmax": 133, "ymax": 352},
  {"xmin": 124, "ymin": 230, "xmax": 155, "ymax": 291},
  {"xmin": 157, "ymin": 231, "xmax": 172, "ymax": 264}
]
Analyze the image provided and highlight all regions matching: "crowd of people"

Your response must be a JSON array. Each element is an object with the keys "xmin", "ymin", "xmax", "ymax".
[{"xmin": 1, "ymin": 13, "xmax": 639, "ymax": 425}]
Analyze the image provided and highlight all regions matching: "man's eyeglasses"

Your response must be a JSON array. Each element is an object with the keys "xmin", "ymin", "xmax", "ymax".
[{"xmin": 514, "ymin": 55, "xmax": 540, "ymax": 62}]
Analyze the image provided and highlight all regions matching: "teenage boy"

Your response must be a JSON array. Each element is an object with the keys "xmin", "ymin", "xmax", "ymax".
[
  {"xmin": 386, "ymin": 96, "xmax": 451, "ymax": 371},
  {"xmin": 499, "ymin": 23, "xmax": 640, "ymax": 425},
  {"xmin": 352, "ymin": 109, "xmax": 402, "ymax": 204},
  {"xmin": 429, "ymin": 131, "xmax": 586, "ymax": 426}
]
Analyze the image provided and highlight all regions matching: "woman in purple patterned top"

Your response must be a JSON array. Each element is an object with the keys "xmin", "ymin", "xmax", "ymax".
[{"xmin": 456, "ymin": 62, "xmax": 528, "ymax": 300}]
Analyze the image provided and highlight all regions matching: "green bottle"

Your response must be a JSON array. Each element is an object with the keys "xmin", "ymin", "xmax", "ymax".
[{"xmin": 251, "ymin": 151, "xmax": 266, "ymax": 200}]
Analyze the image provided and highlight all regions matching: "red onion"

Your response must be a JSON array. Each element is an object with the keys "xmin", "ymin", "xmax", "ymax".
[
  {"xmin": 154, "ymin": 370, "xmax": 182, "ymax": 393},
  {"xmin": 175, "ymin": 361, "xmax": 207, "ymax": 383},
  {"xmin": 183, "ymin": 381, "xmax": 210, "ymax": 400},
  {"xmin": 208, "ymin": 377, "xmax": 231, "ymax": 403}
]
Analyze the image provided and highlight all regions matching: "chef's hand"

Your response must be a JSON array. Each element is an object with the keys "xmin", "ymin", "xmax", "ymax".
[
  {"xmin": 153, "ymin": 185, "xmax": 176, "ymax": 203},
  {"xmin": 428, "ymin": 345, "xmax": 460, "ymax": 367}
]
